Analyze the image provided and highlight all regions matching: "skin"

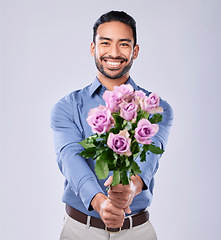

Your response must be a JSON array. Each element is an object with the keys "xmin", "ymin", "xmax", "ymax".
[
  {"xmin": 90, "ymin": 21, "xmax": 144, "ymax": 228},
  {"xmin": 90, "ymin": 21, "xmax": 139, "ymax": 90},
  {"xmin": 104, "ymin": 175, "xmax": 144, "ymax": 214}
]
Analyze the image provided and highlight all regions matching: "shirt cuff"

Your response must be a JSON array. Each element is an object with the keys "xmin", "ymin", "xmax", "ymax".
[
  {"xmin": 78, "ymin": 177, "xmax": 104, "ymax": 211},
  {"xmin": 139, "ymin": 168, "xmax": 153, "ymax": 190}
]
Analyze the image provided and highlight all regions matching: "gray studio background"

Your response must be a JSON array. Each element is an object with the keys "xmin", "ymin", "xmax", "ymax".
[{"xmin": 0, "ymin": 0, "xmax": 220, "ymax": 239}]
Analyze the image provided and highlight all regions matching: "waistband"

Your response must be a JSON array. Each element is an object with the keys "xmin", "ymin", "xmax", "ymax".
[{"xmin": 66, "ymin": 204, "xmax": 149, "ymax": 233}]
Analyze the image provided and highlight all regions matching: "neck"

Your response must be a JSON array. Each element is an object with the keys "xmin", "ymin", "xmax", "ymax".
[{"xmin": 97, "ymin": 73, "xmax": 130, "ymax": 91}]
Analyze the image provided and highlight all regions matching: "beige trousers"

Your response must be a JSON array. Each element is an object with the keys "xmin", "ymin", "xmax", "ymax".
[{"xmin": 60, "ymin": 213, "xmax": 157, "ymax": 240}]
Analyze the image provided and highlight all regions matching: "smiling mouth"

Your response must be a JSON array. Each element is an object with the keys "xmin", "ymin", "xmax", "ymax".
[{"xmin": 103, "ymin": 59, "xmax": 125, "ymax": 70}]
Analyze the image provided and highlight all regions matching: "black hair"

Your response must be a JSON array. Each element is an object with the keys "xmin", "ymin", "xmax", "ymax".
[{"xmin": 93, "ymin": 10, "xmax": 137, "ymax": 47}]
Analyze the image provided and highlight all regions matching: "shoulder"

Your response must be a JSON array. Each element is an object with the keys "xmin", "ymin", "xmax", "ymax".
[{"xmin": 50, "ymin": 84, "xmax": 92, "ymax": 120}]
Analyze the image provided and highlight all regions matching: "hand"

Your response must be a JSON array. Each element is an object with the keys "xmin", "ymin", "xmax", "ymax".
[
  {"xmin": 91, "ymin": 193, "xmax": 125, "ymax": 228},
  {"xmin": 104, "ymin": 175, "xmax": 144, "ymax": 214}
]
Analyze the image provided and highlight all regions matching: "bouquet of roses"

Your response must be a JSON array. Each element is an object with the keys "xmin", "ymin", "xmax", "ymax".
[{"xmin": 79, "ymin": 84, "xmax": 164, "ymax": 186}]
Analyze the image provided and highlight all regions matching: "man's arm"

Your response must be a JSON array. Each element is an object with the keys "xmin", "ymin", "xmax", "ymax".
[
  {"xmin": 138, "ymin": 99, "xmax": 173, "ymax": 190},
  {"xmin": 50, "ymin": 98, "xmax": 104, "ymax": 210},
  {"xmin": 51, "ymin": 98, "xmax": 125, "ymax": 227}
]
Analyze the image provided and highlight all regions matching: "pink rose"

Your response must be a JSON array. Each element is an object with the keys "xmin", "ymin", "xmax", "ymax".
[
  {"xmin": 133, "ymin": 90, "xmax": 147, "ymax": 109},
  {"xmin": 114, "ymin": 84, "xmax": 134, "ymax": 102},
  {"xmin": 134, "ymin": 90, "xmax": 146, "ymax": 100},
  {"xmin": 148, "ymin": 92, "xmax": 160, "ymax": 109},
  {"xmin": 86, "ymin": 105, "xmax": 115, "ymax": 134},
  {"xmin": 135, "ymin": 119, "xmax": 159, "ymax": 145},
  {"xmin": 103, "ymin": 90, "xmax": 123, "ymax": 113},
  {"xmin": 140, "ymin": 93, "xmax": 162, "ymax": 113},
  {"xmin": 107, "ymin": 129, "xmax": 132, "ymax": 156},
  {"xmin": 120, "ymin": 101, "xmax": 138, "ymax": 121}
]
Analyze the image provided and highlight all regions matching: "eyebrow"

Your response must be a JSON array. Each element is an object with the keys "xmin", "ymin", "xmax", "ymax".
[{"xmin": 99, "ymin": 37, "xmax": 132, "ymax": 43}]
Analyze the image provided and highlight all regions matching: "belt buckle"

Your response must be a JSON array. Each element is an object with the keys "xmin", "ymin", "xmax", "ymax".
[{"xmin": 105, "ymin": 226, "xmax": 121, "ymax": 233}]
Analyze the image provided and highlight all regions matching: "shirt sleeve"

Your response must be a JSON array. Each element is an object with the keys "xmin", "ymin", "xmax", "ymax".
[
  {"xmin": 138, "ymin": 99, "xmax": 174, "ymax": 190},
  {"xmin": 50, "ymin": 97, "xmax": 104, "ymax": 210}
]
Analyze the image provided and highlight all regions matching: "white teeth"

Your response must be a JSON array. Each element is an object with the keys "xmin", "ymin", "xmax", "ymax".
[{"xmin": 107, "ymin": 61, "xmax": 121, "ymax": 66}]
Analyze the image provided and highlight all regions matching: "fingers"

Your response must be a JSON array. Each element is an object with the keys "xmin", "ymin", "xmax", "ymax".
[
  {"xmin": 108, "ymin": 193, "xmax": 128, "ymax": 209},
  {"xmin": 104, "ymin": 176, "xmax": 113, "ymax": 187},
  {"xmin": 107, "ymin": 184, "xmax": 133, "ymax": 210},
  {"xmin": 109, "ymin": 183, "xmax": 130, "ymax": 192},
  {"xmin": 100, "ymin": 199, "xmax": 125, "ymax": 228},
  {"xmin": 102, "ymin": 210, "xmax": 124, "ymax": 228},
  {"xmin": 124, "ymin": 206, "xmax": 131, "ymax": 214},
  {"xmin": 104, "ymin": 176, "xmax": 135, "ymax": 216}
]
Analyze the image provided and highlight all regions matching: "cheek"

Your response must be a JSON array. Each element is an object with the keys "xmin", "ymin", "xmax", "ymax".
[
  {"xmin": 127, "ymin": 50, "xmax": 134, "ymax": 61},
  {"xmin": 96, "ymin": 47, "xmax": 105, "ymax": 58},
  {"xmin": 95, "ymin": 49, "xmax": 99, "ymax": 58}
]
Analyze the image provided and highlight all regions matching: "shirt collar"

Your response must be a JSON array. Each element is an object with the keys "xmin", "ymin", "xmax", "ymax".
[
  {"xmin": 88, "ymin": 77, "xmax": 104, "ymax": 97},
  {"xmin": 125, "ymin": 77, "xmax": 139, "ymax": 90},
  {"xmin": 88, "ymin": 76, "xmax": 139, "ymax": 97}
]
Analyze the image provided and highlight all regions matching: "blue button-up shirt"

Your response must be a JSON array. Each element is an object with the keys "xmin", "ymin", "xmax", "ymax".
[{"xmin": 50, "ymin": 77, "xmax": 173, "ymax": 218}]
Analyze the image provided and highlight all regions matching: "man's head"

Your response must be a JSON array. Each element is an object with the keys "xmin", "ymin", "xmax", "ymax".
[
  {"xmin": 91, "ymin": 11, "xmax": 139, "ymax": 84},
  {"xmin": 93, "ymin": 11, "xmax": 137, "ymax": 47}
]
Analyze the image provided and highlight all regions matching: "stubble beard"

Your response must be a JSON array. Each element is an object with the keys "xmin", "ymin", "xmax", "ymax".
[{"xmin": 94, "ymin": 54, "xmax": 133, "ymax": 80}]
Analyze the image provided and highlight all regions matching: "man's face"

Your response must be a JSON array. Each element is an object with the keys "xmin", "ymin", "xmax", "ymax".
[{"xmin": 91, "ymin": 21, "xmax": 139, "ymax": 80}]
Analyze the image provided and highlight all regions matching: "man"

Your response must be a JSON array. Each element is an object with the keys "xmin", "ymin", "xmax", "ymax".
[{"xmin": 51, "ymin": 11, "xmax": 173, "ymax": 240}]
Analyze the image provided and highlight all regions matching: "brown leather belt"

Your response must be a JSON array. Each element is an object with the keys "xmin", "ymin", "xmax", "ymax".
[{"xmin": 66, "ymin": 204, "xmax": 149, "ymax": 233}]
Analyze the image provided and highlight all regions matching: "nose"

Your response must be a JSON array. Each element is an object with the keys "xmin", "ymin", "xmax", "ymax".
[{"xmin": 109, "ymin": 44, "xmax": 120, "ymax": 58}]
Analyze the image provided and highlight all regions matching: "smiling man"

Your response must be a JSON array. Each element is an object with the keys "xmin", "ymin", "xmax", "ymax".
[
  {"xmin": 91, "ymin": 21, "xmax": 139, "ymax": 87},
  {"xmin": 51, "ymin": 11, "xmax": 173, "ymax": 240}
]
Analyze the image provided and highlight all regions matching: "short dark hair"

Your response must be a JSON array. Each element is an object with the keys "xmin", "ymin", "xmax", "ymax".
[{"xmin": 93, "ymin": 11, "xmax": 137, "ymax": 47}]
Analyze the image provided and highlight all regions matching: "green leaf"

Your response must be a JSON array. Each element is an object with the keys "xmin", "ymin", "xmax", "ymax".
[
  {"xmin": 106, "ymin": 152, "xmax": 118, "ymax": 170},
  {"xmin": 79, "ymin": 139, "xmax": 96, "ymax": 149},
  {"xmin": 148, "ymin": 144, "xmax": 164, "ymax": 154},
  {"xmin": 130, "ymin": 161, "xmax": 141, "ymax": 175},
  {"xmin": 131, "ymin": 141, "xmax": 140, "ymax": 154},
  {"xmin": 142, "ymin": 111, "xmax": 150, "ymax": 119},
  {"xmin": 120, "ymin": 169, "xmax": 129, "ymax": 185},
  {"xmin": 123, "ymin": 120, "xmax": 132, "ymax": 131},
  {"xmin": 79, "ymin": 134, "xmax": 100, "ymax": 149},
  {"xmin": 95, "ymin": 160, "xmax": 109, "ymax": 179},
  {"xmin": 136, "ymin": 110, "xmax": 150, "ymax": 122},
  {"xmin": 133, "ymin": 152, "xmax": 140, "ymax": 158},
  {"xmin": 113, "ymin": 114, "xmax": 124, "ymax": 131},
  {"xmin": 99, "ymin": 148, "xmax": 112, "ymax": 160},
  {"xmin": 112, "ymin": 170, "xmax": 120, "ymax": 186},
  {"xmin": 79, "ymin": 147, "xmax": 97, "ymax": 158},
  {"xmin": 149, "ymin": 113, "xmax": 163, "ymax": 124},
  {"xmin": 143, "ymin": 144, "xmax": 150, "ymax": 152},
  {"xmin": 140, "ymin": 150, "xmax": 146, "ymax": 162},
  {"xmin": 125, "ymin": 158, "xmax": 130, "ymax": 167},
  {"xmin": 109, "ymin": 127, "xmax": 118, "ymax": 134},
  {"xmin": 98, "ymin": 149, "xmax": 117, "ymax": 171}
]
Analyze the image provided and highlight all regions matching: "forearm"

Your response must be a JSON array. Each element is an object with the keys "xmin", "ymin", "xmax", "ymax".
[
  {"xmin": 130, "ymin": 175, "xmax": 143, "ymax": 196},
  {"xmin": 58, "ymin": 145, "xmax": 105, "ymax": 210},
  {"xmin": 91, "ymin": 193, "xmax": 107, "ymax": 213},
  {"xmin": 51, "ymin": 101, "xmax": 105, "ymax": 210}
]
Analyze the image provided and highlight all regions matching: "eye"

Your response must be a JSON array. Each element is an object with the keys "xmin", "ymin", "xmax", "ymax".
[
  {"xmin": 120, "ymin": 43, "xmax": 129, "ymax": 47},
  {"xmin": 101, "ymin": 42, "xmax": 110, "ymax": 46}
]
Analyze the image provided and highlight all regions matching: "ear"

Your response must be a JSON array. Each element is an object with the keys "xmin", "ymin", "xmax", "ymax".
[
  {"xmin": 133, "ymin": 44, "xmax": 139, "ymax": 60},
  {"xmin": 90, "ymin": 42, "xmax": 95, "ymax": 57}
]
